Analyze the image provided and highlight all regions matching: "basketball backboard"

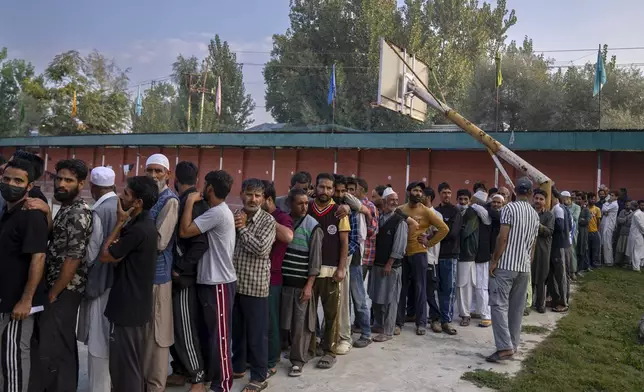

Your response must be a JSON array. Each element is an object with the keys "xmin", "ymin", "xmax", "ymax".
[{"xmin": 377, "ymin": 38, "xmax": 429, "ymax": 122}]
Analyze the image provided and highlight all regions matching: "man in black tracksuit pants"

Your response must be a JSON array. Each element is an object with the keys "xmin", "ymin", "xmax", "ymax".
[{"xmin": 167, "ymin": 162, "xmax": 210, "ymax": 387}]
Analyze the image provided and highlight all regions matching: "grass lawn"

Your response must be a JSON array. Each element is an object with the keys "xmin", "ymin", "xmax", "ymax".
[{"xmin": 462, "ymin": 267, "xmax": 644, "ymax": 392}]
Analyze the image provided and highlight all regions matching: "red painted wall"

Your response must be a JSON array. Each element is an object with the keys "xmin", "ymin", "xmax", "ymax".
[{"xmin": 1, "ymin": 147, "xmax": 642, "ymax": 200}]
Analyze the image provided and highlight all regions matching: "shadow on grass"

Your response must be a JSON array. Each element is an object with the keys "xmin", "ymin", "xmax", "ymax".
[{"xmin": 461, "ymin": 268, "xmax": 644, "ymax": 392}]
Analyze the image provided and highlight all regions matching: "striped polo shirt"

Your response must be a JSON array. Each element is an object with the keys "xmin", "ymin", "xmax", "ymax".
[{"xmin": 497, "ymin": 200, "xmax": 539, "ymax": 273}]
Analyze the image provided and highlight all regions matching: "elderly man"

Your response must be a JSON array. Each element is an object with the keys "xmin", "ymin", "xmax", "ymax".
[
  {"xmin": 77, "ymin": 167, "xmax": 119, "ymax": 392},
  {"xmin": 144, "ymin": 153, "xmax": 179, "ymax": 392},
  {"xmin": 627, "ymin": 200, "xmax": 644, "ymax": 271},
  {"xmin": 369, "ymin": 188, "xmax": 408, "ymax": 342}
]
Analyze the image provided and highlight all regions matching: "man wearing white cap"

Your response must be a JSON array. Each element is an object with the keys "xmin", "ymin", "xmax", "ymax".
[
  {"xmin": 144, "ymin": 153, "xmax": 179, "ymax": 392},
  {"xmin": 76, "ymin": 166, "xmax": 118, "ymax": 392}
]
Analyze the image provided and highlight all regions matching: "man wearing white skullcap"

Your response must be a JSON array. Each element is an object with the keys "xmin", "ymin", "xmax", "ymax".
[
  {"xmin": 144, "ymin": 153, "xmax": 179, "ymax": 391},
  {"xmin": 77, "ymin": 166, "xmax": 119, "ymax": 392}
]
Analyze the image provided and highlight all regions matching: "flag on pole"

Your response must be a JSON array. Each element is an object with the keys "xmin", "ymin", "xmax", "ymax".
[
  {"xmin": 135, "ymin": 86, "xmax": 143, "ymax": 117},
  {"xmin": 71, "ymin": 90, "xmax": 77, "ymax": 117},
  {"xmin": 215, "ymin": 76, "xmax": 222, "ymax": 116},
  {"xmin": 327, "ymin": 63, "xmax": 336, "ymax": 106},
  {"xmin": 593, "ymin": 45, "xmax": 607, "ymax": 97},
  {"xmin": 495, "ymin": 52, "xmax": 503, "ymax": 87},
  {"xmin": 509, "ymin": 130, "xmax": 515, "ymax": 145}
]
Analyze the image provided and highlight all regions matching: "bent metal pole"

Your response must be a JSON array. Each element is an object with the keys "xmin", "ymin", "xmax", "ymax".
[{"xmin": 407, "ymin": 79, "xmax": 553, "ymax": 203}]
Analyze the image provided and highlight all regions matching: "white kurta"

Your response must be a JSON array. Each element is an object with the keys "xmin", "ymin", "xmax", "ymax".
[
  {"xmin": 627, "ymin": 209, "xmax": 644, "ymax": 270},
  {"xmin": 600, "ymin": 201, "xmax": 618, "ymax": 265}
]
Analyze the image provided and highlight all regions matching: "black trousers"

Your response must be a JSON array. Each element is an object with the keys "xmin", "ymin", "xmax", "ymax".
[
  {"xmin": 588, "ymin": 231, "xmax": 601, "ymax": 267},
  {"xmin": 110, "ymin": 323, "xmax": 146, "ymax": 392},
  {"xmin": 232, "ymin": 293, "xmax": 269, "ymax": 383},
  {"xmin": 198, "ymin": 283, "xmax": 235, "ymax": 392},
  {"xmin": 396, "ymin": 253, "xmax": 429, "ymax": 328},
  {"xmin": 29, "ymin": 289, "xmax": 82, "ymax": 392},
  {"xmin": 426, "ymin": 264, "xmax": 441, "ymax": 322},
  {"xmin": 170, "ymin": 285, "xmax": 206, "ymax": 383}
]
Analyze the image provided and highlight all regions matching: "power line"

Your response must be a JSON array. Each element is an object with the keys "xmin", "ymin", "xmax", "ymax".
[{"xmin": 228, "ymin": 46, "xmax": 644, "ymax": 55}]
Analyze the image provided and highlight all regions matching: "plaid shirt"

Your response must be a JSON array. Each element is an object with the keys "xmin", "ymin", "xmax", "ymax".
[
  {"xmin": 233, "ymin": 208, "xmax": 276, "ymax": 297},
  {"xmin": 348, "ymin": 211, "xmax": 361, "ymax": 256},
  {"xmin": 361, "ymin": 197, "xmax": 379, "ymax": 266}
]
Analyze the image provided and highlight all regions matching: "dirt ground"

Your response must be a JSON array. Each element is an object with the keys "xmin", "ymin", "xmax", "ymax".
[{"xmin": 76, "ymin": 305, "xmax": 565, "ymax": 392}]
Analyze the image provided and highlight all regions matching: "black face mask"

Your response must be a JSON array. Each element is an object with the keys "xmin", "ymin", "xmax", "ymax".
[{"xmin": 0, "ymin": 183, "xmax": 28, "ymax": 203}]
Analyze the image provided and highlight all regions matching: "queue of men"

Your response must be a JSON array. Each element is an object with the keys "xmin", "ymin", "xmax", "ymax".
[{"xmin": 1, "ymin": 149, "xmax": 644, "ymax": 391}]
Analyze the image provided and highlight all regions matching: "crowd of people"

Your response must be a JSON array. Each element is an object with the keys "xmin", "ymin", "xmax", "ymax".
[{"xmin": 0, "ymin": 149, "xmax": 643, "ymax": 392}]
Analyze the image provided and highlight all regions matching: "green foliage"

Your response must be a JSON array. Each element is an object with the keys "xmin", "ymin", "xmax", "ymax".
[{"xmin": 461, "ymin": 268, "xmax": 644, "ymax": 392}]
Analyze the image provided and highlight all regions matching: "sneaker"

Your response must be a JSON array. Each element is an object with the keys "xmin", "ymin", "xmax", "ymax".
[
  {"xmin": 353, "ymin": 337, "xmax": 372, "ymax": 348},
  {"xmin": 479, "ymin": 319, "xmax": 492, "ymax": 327},
  {"xmin": 336, "ymin": 340, "xmax": 352, "ymax": 355}
]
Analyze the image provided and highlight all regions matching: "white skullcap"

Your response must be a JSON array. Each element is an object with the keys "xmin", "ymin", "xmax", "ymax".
[
  {"xmin": 561, "ymin": 191, "xmax": 571, "ymax": 197},
  {"xmin": 382, "ymin": 187, "xmax": 396, "ymax": 199},
  {"xmin": 492, "ymin": 194, "xmax": 505, "ymax": 202},
  {"xmin": 146, "ymin": 153, "xmax": 170, "ymax": 170},
  {"xmin": 90, "ymin": 166, "xmax": 115, "ymax": 187},
  {"xmin": 473, "ymin": 190, "xmax": 488, "ymax": 202}
]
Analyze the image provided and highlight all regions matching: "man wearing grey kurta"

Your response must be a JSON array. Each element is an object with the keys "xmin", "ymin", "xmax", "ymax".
[
  {"xmin": 280, "ymin": 188, "xmax": 323, "ymax": 377},
  {"xmin": 531, "ymin": 189, "xmax": 554, "ymax": 313},
  {"xmin": 368, "ymin": 188, "xmax": 408, "ymax": 342},
  {"xmin": 76, "ymin": 167, "xmax": 119, "ymax": 392}
]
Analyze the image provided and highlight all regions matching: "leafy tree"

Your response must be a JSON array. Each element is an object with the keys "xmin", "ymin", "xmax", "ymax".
[
  {"xmin": 264, "ymin": 0, "xmax": 517, "ymax": 130},
  {"xmin": 41, "ymin": 50, "xmax": 130, "ymax": 135},
  {"xmin": 131, "ymin": 82, "xmax": 181, "ymax": 132},
  {"xmin": 0, "ymin": 48, "xmax": 48, "ymax": 136}
]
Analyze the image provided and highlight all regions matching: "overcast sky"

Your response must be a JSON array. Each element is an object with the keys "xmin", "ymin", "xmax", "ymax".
[{"xmin": 2, "ymin": 0, "xmax": 642, "ymax": 126}]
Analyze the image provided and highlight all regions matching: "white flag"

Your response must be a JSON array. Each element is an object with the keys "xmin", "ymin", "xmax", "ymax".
[{"xmin": 215, "ymin": 76, "xmax": 222, "ymax": 116}]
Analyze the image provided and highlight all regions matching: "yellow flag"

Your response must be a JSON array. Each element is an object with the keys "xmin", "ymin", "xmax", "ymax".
[
  {"xmin": 495, "ymin": 52, "xmax": 503, "ymax": 88},
  {"xmin": 71, "ymin": 90, "xmax": 77, "ymax": 117}
]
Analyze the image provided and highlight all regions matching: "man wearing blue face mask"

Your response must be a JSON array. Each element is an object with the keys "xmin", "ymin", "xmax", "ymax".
[{"xmin": 0, "ymin": 158, "xmax": 49, "ymax": 391}]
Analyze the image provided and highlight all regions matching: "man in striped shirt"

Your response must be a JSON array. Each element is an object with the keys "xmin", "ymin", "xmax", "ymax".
[{"xmin": 487, "ymin": 177, "xmax": 539, "ymax": 363}]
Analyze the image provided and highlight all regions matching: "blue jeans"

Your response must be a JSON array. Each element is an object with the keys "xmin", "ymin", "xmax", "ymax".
[
  {"xmin": 349, "ymin": 264, "xmax": 371, "ymax": 339},
  {"xmin": 438, "ymin": 258, "xmax": 457, "ymax": 324}
]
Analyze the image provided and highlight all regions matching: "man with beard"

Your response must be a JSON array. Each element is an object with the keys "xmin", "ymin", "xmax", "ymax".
[
  {"xmin": 421, "ymin": 187, "xmax": 443, "ymax": 332},
  {"xmin": 0, "ymin": 158, "xmax": 49, "ymax": 392},
  {"xmin": 308, "ymin": 173, "xmax": 350, "ymax": 370},
  {"xmin": 166, "ymin": 162, "xmax": 210, "ymax": 390},
  {"xmin": 369, "ymin": 188, "xmax": 408, "ymax": 342},
  {"xmin": 561, "ymin": 191, "xmax": 580, "ymax": 276},
  {"xmin": 497, "ymin": 187, "xmax": 511, "ymax": 205},
  {"xmin": 144, "ymin": 153, "xmax": 179, "ymax": 392},
  {"xmin": 179, "ymin": 170, "xmax": 237, "ymax": 392},
  {"xmin": 600, "ymin": 190, "xmax": 619, "ymax": 266},
  {"xmin": 99, "ymin": 176, "xmax": 159, "ymax": 392},
  {"xmin": 472, "ymin": 190, "xmax": 494, "ymax": 327},
  {"xmin": 280, "ymin": 188, "xmax": 323, "ymax": 377},
  {"xmin": 627, "ymin": 200, "xmax": 644, "ymax": 271},
  {"xmin": 260, "ymin": 180, "xmax": 294, "ymax": 378},
  {"xmin": 0, "ymin": 151, "xmax": 48, "ymax": 220},
  {"xmin": 230, "ymin": 179, "xmax": 276, "ymax": 392},
  {"xmin": 615, "ymin": 201, "xmax": 636, "ymax": 267},
  {"xmin": 30, "ymin": 159, "xmax": 93, "ymax": 392},
  {"xmin": 348, "ymin": 178, "xmax": 378, "ymax": 287},
  {"xmin": 397, "ymin": 181, "xmax": 448, "ymax": 336},
  {"xmin": 434, "ymin": 182, "xmax": 463, "ymax": 335},
  {"xmin": 76, "ymin": 166, "xmax": 119, "ymax": 392},
  {"xmin": 531, "ymin": 189, "xmax": 554, "ymax": 313},
  {"xmin": 548, "ymin": 188, "xmax": 570, "ymax": 313}
]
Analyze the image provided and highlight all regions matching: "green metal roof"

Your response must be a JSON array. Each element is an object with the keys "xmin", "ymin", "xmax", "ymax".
[{"xmin": 0, "ymin": 129, "xmax": 642, "ymax": 151}]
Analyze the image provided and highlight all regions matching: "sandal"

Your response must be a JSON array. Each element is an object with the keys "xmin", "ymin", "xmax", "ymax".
[
  {"xmin": 317, "ymin": 354, "xmax": 337, "ymax": 369},
  {"xmin": 460, "ymin": 317, "xmax": 471, "ymax": 327},
  {"xmin": 441, "ymin": 323, "xmax": 458, "ymax": 335},
  {"xmin": 266, "ymin": 368, "xmax": 277, "ymax": 379},
  {"xmin": 552, "ymin": 305, "xmax": 569, "ymax": 313},
  {"xmin": 242, "ymin": 380, "xmax": 268, "ymax": 392},
  {"xmin": 372, "ymin": 334, "xmax": 392, "ymax": 342},
  {"xmin": 289, "ymin": 365, "xmax": 303, "ymax": 377},
  {"xmin": 485, "ymin": 351, "xmax": 514, "ymax": 363},
  {"xmin": 416, "ymin": 327, "xmax": 426, "ymax": 335}
]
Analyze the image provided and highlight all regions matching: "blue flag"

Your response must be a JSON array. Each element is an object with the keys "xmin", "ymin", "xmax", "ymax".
[
  {"xmin": 135, "ymin": 86, "xmax": 143, "ymax": 117},
  {"xmin": 593, "ymin": 46, "xmax": 607, "ymax": 97},
  {"xmin": 327, "ymin": 64, "xmax": 336, "ymax": 106}
]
